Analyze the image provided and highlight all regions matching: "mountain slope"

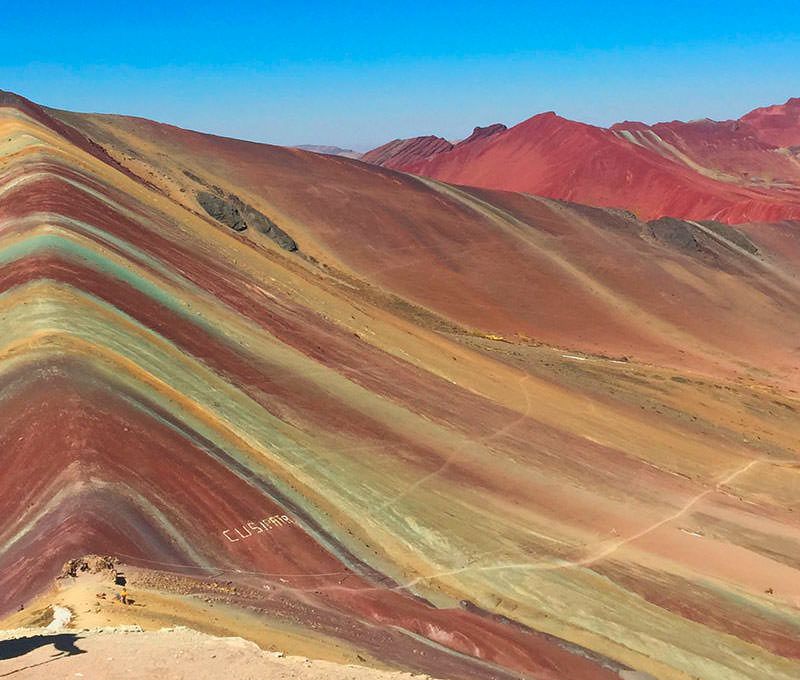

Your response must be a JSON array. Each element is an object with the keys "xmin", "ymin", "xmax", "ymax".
[
  {"xmin": 363, "ymin": 99, "xmax": 800, "ymax": 223},
  {"xmin": 1, "ymin": 92, "xmax": 800, "ymax": 680},
  {"xmin": 741, "ymin": 97, "xmax": 800, "ymax": 148}
]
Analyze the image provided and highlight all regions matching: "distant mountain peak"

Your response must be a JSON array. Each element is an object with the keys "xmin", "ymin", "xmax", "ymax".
[
  {"xmin": 740, "ymin": 97, "xmax": 800, "ymax": 147},
  {"xmin": 295, "ymin": 144, "xmax": 363, "ymax": 159},
  {"xmin": 455, "ymin": 123, "xmax": 508, "ymax": 147},
  {"xmin": 362, "ymin": 96, "xmax": 800, "ymax": 223},
  {"xmin": 360, "ymin": 134, "xmax": 453, "ymax": 168}
]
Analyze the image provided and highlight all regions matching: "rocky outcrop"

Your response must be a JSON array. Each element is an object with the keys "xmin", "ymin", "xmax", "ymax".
[
  {"xmin": 196, "ymin": 191, "xmax": 297, "ymax": 251},
  {"xmin": 197, "ymin": 192, "xmax": 248, "ymax": 232},
  {"xmin": 454, "ymin": 123, "xmax": 507, "ymax": 147},
  {"xmin": 647, "ymin": 217, "xmax": 761, "ymax": 260},
  {"xmin": 700, "ymin": 220, "xmax": 760, "ymax": 255},
  {"xmin": 647, "ymin": 217, "xmax": 705, "ymax": 253}
]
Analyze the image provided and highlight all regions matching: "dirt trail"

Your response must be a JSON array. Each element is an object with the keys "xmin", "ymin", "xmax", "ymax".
[{"xmin": 403, "ymin": 457, "xmax": 766, "ymax": 586}]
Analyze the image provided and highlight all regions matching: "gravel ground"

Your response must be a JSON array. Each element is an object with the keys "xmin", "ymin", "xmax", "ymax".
[{"xmin": 0, "ymin": 625, "xmax": 441, "ymax": 680}]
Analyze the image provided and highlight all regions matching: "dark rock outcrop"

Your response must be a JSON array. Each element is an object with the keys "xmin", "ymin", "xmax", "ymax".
[
  {"xmin": 237, "ymin": 202, "xmax": 298, "ymax": 251},
  {"xmin": 647, "ymin": 217, "xmax": 704, "ymax": 253},
  {"xmin": 647, "ymin": 217, "xmax": 760, "ymax": 265},
  {"xmin": 196, "ymin": 191, "xmax": 297, "ymax": 251},
  {"xmin": 700, "ymin": 221, "xmax": 759, "ymax": 255},
  {"xmin": 197, "ymin": 191, "xmax": 248, "ymax": 232}
]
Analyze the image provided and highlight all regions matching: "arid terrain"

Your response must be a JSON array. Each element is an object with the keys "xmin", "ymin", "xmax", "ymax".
[
  {"xmin": 363, "ymin": 98, "xmax": 800, "ymax": 223},
  {"xmin": 1, "ymin": 89, "xmax": 799, "ymax": 679},
  {"xmin": 0, "ymin": 562, "xmax": 443, "ymax": 679}
]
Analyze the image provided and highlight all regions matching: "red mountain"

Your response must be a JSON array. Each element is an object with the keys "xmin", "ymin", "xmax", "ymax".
[
  {"xmin": 362, "ymin": 98, "xmax": 800, "ymax": 223},
  {"xmin": 360, "ymin": 134, "xmax": 452, "ymax": 166},
  {"xmin": 741, "ymin": 97, "xmax": 800, "ymax": 147}
]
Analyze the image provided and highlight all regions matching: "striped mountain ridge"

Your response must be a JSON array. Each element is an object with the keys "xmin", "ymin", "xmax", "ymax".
[{"xmin": 2, "ymin": 92, "xmax": 800, "ymax": 679}]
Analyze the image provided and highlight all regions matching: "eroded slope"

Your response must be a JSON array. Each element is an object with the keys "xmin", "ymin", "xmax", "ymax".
[{"xmin": 0, "ymin": 93, "xmax": 798, "ymax": 680}]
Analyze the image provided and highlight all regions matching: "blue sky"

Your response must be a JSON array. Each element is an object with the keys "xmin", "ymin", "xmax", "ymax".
[{"xmin": 1, "ymin": 1, "xmax": 798, "ymax": 149}]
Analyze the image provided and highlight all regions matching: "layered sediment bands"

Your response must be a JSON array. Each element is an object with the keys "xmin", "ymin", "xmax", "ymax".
[
  {"xmin": 362, "ymin": 135, "xmax": 453, "ymax": 167},
  {"xmin": 53, "ymin": 108, "xmax": 800, "ymax": 385},
  {"xmin": 2, "ymin": 93, "xmax": 800, "ymax": 679}
]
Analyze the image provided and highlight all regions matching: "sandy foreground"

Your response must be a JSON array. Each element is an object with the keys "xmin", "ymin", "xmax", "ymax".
[
  {"xmin": 0, "ymin": 566, "xmax": 444, "ymax": 679},
  {"xmin": 0, "ymin": 624, "xmax": 442, "ymax": 680}
]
